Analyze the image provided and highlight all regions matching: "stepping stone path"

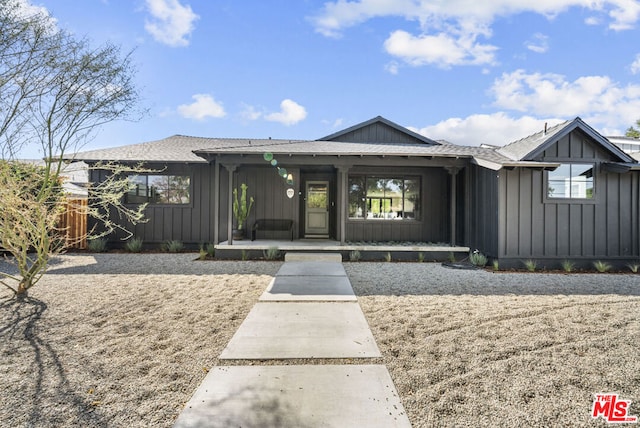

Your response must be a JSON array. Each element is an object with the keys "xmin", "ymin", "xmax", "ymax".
[{"xmin": 174, "ymin": 253, "xmax": 411, "ymax": 428}]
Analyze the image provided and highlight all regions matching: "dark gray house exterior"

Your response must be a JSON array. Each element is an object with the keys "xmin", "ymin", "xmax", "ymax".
[{"xmin": 74, "ymin": 116, "xmax": 640, "ymax": 267}]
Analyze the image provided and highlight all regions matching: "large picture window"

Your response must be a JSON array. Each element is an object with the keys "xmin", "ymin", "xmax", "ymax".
[
  {"xmin": 348, "ymin": 175, "xmax": 420, "ymax": 220},
  {"xmin": 547, "ymin": 164, "xmax": 594, "ymax": 199},
  {"xmin": 126, "ymin": 175, "xmax": 191, "ymax": 204}
]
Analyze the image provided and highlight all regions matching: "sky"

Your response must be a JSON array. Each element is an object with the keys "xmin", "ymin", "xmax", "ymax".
[{"xmin": 17, "ymin": 0, "xmax": 640, "ymax": 157}]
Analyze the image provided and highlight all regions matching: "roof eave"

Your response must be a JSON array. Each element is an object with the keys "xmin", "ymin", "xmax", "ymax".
[{"xmin": 525, "ymin": 117, "xmax": 635, "ymax": 163}]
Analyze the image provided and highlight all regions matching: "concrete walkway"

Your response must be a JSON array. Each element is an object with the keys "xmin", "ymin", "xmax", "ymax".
[{"xmin": 174, "ymin": 253, "xmax": 411, "ymax": 428}]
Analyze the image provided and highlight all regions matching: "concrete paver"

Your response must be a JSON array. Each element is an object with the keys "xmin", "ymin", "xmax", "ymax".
[
  {"xmin": 259, "ymin": 276, "xmax": 356, "ymax": 301},
  {"xmin": 284, "ymin": 252, "xmax": 343, "ymax": 262},
  {"xmin": 173, "ymin": 365, "xmax": 411, "ymax": 428},
  {"xmin": 174, "ymin": 254, "xmax": 409, "ymax": 427},
  {"xmin": 219, "ymin": 302, "xmax": 380, "ymax": 359},
  {"xmin": 276, "ymin": 261, "xmax": 347, "ymax": 277}
]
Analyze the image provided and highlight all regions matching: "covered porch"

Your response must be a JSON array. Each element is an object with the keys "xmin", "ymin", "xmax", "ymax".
[{"xmin": 214, "ymin": 238, "xmax": 470, "ymax": 261}]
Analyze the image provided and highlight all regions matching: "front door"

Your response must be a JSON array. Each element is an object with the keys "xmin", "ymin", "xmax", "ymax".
[{"xmin": 305, "ymin": 181, "xmax": 329, "ymax": 237}]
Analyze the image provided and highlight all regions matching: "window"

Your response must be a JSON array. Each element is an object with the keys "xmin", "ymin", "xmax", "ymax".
[
  {"xmin": 126, "ymin": 175, "xmax": 190, "ymax": 204},
  {"xmin": 547, "ymin": 164, "xmax": 594, "ymax": 199},
  {"xmin": 348, "ymin": 175, "xmax": 420, "ymax": 220}
]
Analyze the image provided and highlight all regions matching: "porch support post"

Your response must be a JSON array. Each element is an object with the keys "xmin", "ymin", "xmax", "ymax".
[
  {"xmin": 213, "ymin": 159, "xmax": 220, "ymax": 244},
  {"xmin": 336, "ymin": 165, "xmax": 350, "ymax": 245},
  {"xmin": 223, "ymin": 164, "xmax": 237, "ymax": 245},
  {"xmin": 446, "ymin": 166, "xmax": 461, "ymax": 247}
]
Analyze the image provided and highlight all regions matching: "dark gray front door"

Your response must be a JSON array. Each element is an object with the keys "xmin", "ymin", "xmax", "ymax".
[{"xmin": 305, "ymin": 181, "xmax": 329, "ymax": 236}]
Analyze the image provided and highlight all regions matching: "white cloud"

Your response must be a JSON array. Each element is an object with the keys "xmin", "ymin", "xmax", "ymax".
[
  {"xmin": 310, "ymin": 0, "xmax": 640, "ymax": 68},
  {"xmin": 489, "ymin": 69, "xmax": 640, "ymax": 132},
  {"xmin": 384, "ymin": 61, "xmax": 400, "ymax": 75},
  {"xmin": 311, "ymin": 0, "xmax": 640, "ymax": 36},
  {"xmin": 240, "ymin": 104, "xmax": 262, "ymax": 121},
  {"xmin": 585, "ymin": 16, "xmax": 601, "ymax": 25},
  {"xmin": 525, "ymin": 33, "xmax": 549, "ymax": 53},
  {"xmin": 264, "ymin": 99, "xmax": 307, "ymax": 126},
  {"xmin": 177, "ymin": 94, "xmax": 225, "ymax": 120},
  {"xmin": 410, "ymin": 113, "xmax": 560, "ymax": 146},
  {"xmin": 631, "ymin": 54, "xmax": 640, "ymax": 74},
  {"xmin": 384, "ymin": 29, "xmax": 498, "ymax": 68},
  {"xmin": 144, "ymin": 0, "xmax": 199, "ymax": 47}
]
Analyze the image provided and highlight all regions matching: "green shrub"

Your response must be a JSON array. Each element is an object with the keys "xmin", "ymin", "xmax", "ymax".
[
  {"xmin": 241, "ymin": 249, "xmax": 248, "ymax": 261},
  {"xmin": 469, "ymin": 250, "xmax": 487, "ymax": 267},
  {"xmin": 417, "ymin": 252, "xmax": 424, "ymax": 263},
  {"xmin": 523, "ymin": 259, "xmax": 537, "ymax": 272},
  {"xmin": 628, "ymin": 263, "xmax": 640, "ymax": 273},
  {"xmin": 206, "ymin": 243, "xmax": 216, "ymax": 258},
  {"xmin": 593, "ymin": 260, "xmax": 612, "ymax": 273},
  {"xmin": 384, "ymin": 252, "xmax": 392, "ymax": 262},
  {"xmin": 561, "ymin": 259, "xmax": 575, "ymax": 273},
  {"xmin": 492, "ymin": 260, "xmax": 499, "ymax": 271},
  {"xmin": 263, "ymin": 246, "xmax": 281, "ymax": 260},
  {"xmin": 448, "ymin": 251, "xmax": 456, "ymax": 263},
  {"xmin": 163, "ymin": 240, "xmax": 184, "ymax": 253},
  {"xmin": 349, "ymin": 250, "xmax": 361, "ymax": 262},
  {"xmin": 125, "ymin": 237, "xmax": 143, "ymax": 253},
  {"xmin": 87, "ymin": 238, "xmax": 108, "ymax": 253},
  {"xmin": 198, "ymin": 244, "xmax": 208, "ymax": 260}
]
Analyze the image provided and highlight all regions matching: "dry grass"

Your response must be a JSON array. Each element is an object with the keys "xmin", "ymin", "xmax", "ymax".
[
  {"xmin": 0, "ymin": 254, "xmax": 279, "ymax": 428},
  {"xmin": 347, "ymin": 263, "xmax": 640, "ymax": 427},
  {"xmin": 1, "ymin": 255, "xmax": 639, "ymax": 427}
]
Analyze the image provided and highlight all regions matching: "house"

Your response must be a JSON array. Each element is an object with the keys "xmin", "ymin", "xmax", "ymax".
[{"xmin": 72, "ymin": 116, "xmax": 640, "ymax": 268}]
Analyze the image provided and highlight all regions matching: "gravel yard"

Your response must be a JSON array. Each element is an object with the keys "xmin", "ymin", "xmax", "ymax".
[{"xmin": 1, "ymin": 254, "xmax": 639, "ymax": 427}]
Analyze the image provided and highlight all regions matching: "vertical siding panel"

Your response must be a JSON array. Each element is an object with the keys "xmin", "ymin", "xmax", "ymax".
[
  {"xmin": 618, "ymin": 173, "xmax": 632, "ymax": 255},
  {"xmin": 556, "ymin": 204, "xmax": 569, "ymax": 255},
  {"xmin": 582, "ymin": 204, "xmax": 595, "ymax": 256},
  {"xmin": 531, "ymin": 170, "xmax": 544, "ymax": 255},
  {"xmin": 630, "ymin": 172, "xmax": 640, "ymax": 256},
  {"xmin": 569, "ymin": 205, "xmax": 582, "ymax": 256},
  {"xmin": 606, "ymin": 173, "xmax": 619, "ymax": 256},
  {"xmin": 594, "ymin": 196, "xmax": 607, "ymax": 256},
  {"xmin": 544, "ymin": 203, "xmax": 557, "ymax": 256},
  {"xmin": 505, "ymin": 170, "xmax": 519, "ymax": 256},
  {"xmin": 518, "ymin": 169, "xmax": 532, "ymax": 256},
  {"xmin": 153, "ymin": 208, "xmax": 164, "ymax": 242},
  {"xmin": 497, "ymin": 170, "xmax": 507, "ymax": 257}
]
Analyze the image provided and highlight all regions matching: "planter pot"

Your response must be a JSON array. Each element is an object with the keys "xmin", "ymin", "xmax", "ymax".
[{"xmin": 232, "ymin": 228, "xmax": 245, "ymax": 240}]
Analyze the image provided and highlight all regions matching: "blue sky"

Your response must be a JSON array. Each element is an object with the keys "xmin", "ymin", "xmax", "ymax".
[{"xmin": 21, "ymin": 0, "xmax": 640, "ymax": 157}]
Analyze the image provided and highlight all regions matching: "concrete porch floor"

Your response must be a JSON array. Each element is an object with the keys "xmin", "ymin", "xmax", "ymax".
[{"xmin": 215, "ymin": 238, "xmax": 470, "ymax": 253}]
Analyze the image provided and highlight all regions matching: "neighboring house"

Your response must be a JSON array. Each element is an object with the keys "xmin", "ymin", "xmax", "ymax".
[
  {"xmin": 21, "ymin": 159, "xmax": 89, "ymax": 198},
  {"xmin": 609, "ymin": 136, "xmax": 640, "ymax": 161},
  {"xmin": 71, "ymin": 116, "xmax": 640, "ymax": 267}
]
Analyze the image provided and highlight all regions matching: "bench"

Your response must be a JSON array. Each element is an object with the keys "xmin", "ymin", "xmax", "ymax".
[{"xmin": 251, "ymin": 219, "xmax": 294, "ymax": 241}]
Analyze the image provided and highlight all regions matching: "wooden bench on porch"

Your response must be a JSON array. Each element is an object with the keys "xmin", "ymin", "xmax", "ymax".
[{"xmin": 251, "ymin": 219, "xmax": 294, "ymax": 241}]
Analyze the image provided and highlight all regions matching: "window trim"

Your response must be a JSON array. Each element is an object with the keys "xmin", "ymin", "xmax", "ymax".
[
  {"xmin": 544, "ymin": 162, "xmax": 597, "ymax": 204},
  {"xmin": 125, "ymin": 173, "xmax": 193, "ymax": 206},
  {"xmin": 347, "ymin": 174, "xmax": 422, "ymax": 221}
]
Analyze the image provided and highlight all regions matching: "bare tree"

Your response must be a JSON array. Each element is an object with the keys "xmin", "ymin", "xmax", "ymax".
[{"xmin": 0, "ymin": 0, "xmax": 148, "ymax": 299}]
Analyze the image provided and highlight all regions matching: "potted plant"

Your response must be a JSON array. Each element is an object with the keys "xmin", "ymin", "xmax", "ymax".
[{"xmin": 232, "ymin": 183, "xmax": 254, "ymax": 240}]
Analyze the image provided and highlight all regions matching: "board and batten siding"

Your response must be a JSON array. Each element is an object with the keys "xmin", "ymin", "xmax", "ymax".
[
  {"xmin": 90, "ymin": 163, "xmax": 216, "ymax": 245},
  {"xmin": 497, "ymin": 129, "xmax": 640, "ymax": 262},
  {"xmin": 326, "ymin": 121, "xmax": 432, "ymax": 145},
  {"xmin": 467, "ymin": 164, "xmax": 500, "ymax": 257},
  {"xmin": 226, "ymin": 166, "xmax": 301, "ymax": 240}
]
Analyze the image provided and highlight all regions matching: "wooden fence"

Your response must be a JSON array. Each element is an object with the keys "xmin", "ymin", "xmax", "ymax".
[{"xmin": 59, "ymin": 198, "xmax": 88, "ymax": 249}]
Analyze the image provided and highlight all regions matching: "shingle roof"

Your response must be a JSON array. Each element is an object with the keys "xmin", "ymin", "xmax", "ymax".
[
  {"xmin": 69, "ymin": 116, "xmax": 637, "ymax": 170},
  {"xmin": 497, "ymin": 120, "xmax": 569, "ymax": 161},
  {"xmin": 193, "ymin": 138, "xmax": 512, "ymax": 164},
  {"xmin": 497, "ymin": 117, "xmax": 634, "ymax": 163},
  {"xmin": 70, "ymin": 135, "xmax": 269, "ymax": 163}
]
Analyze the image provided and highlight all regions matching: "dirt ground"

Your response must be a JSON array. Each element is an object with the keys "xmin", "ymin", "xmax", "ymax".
[{"xmin": 1, "ymin": 254, "xmax": 638, "ymax": 427}]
